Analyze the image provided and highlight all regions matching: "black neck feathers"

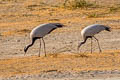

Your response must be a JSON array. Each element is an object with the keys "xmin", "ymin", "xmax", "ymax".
[
  {"xmin": 24, "ymin": 37, "xmax": 39, "ymax": 53},
  {"xmin": 105, "ymin": 27, "xmax": 110, "ymax": 32},
  {"xmin": 52, "ymin": 23, "xmax": 64, "ymax": 28}
]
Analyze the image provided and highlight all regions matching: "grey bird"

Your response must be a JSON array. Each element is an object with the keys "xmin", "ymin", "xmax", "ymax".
[
  {"xmin": 24, "ymin": 23, "xmax": 64, "ymax": 57},
  {"xmin": 78, "ymin": 24, "xmax": 111, "ymax": 53}
]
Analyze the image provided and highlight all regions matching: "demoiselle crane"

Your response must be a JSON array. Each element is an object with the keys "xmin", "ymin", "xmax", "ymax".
[
  {"xmin": 24, "ymin": 23, "xmax": 64, "ymax": 57},
  {"xmin": 78, "ymin": 24, "xmax": 111, "ymax": 53}
]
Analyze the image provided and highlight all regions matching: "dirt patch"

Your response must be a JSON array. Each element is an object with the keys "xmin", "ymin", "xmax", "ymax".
[{"xmin": 0, "ymin": 52, "xmax": 120, "ymax": 78}]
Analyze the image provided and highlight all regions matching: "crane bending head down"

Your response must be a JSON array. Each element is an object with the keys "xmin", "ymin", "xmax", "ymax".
[
  {"xmin": 78, "ymin": 24, "xmax": 111, "ymax": 53},
  {"xmin": 24, "ymin": 23, "xmax": 65, "ymax": 57}
]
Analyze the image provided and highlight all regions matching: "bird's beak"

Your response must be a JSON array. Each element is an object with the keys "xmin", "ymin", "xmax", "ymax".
[
  {"xmin": 63, "ymin": 24, "xmax": 67, "ymax": 27},
  {"xmin": 106, "ymin": 27, "xmax": 111, "ymax": 32},
  {"xmin": 108, "ymin": 28, "xmax": 111, "ymax": 32},
  {"xmin": 108, "ymin": 27, "xmax": 111, "ymax": 32}
]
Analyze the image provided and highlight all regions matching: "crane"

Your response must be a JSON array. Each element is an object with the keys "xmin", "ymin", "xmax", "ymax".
[
  {"xmin": 77, "ymin": 24, "xmax": 111, "ymax": 53},
  {"xmin": 24, "ymin": 23, "xmax": 64, "ymax": 57}
]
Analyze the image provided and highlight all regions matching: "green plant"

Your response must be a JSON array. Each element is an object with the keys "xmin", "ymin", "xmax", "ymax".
[
  {"xmin": 86, "ymin": 12, "xmax": 108, "ymax": 18},
  {"xmin": 63, "ymin": 0, "xmax": 97, "ymax": 9},
  {"xmin": 87, "ymin": 13, "xmax": 99, "ymax": 18}
]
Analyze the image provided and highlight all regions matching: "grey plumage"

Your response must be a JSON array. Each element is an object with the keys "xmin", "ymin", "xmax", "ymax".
[
  {"xmin": 78, "ymin": 24, "xmax": 111, "ymax": 53},
  {"xmin": 24, "ymin": 23, "xmax": 64, "ymax": 57}
]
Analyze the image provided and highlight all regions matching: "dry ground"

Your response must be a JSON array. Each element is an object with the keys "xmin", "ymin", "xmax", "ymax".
[{"xmin": 0, "ymin": 0, "xmax": 120, "ymax": 80}]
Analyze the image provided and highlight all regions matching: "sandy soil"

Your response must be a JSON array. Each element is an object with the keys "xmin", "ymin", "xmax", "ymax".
[{"xmin": 0, "ymin": 0, "xmax": 120, "ymax": 80}]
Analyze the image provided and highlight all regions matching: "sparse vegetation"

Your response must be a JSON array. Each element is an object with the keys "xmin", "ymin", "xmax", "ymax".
[
  {"xmin": 63, "ymin": 0, "xmax": 98, "ymax": 9},
  {"xmin": 0, "ymin": 0, "xmax": 21, "ymax": 2},
  {"xmin": 1, "ymin": 0, "xmax": 120, "ymax": 79},
  {"xmin": 109, "ymin": 5, "xmax": 120, "ymax": 13},
  {"xmin": 17, "ymin": 29, "xmax": 31, "ymax": 33},
  {"xmin": 84, "ymin": 11, "xmax": 110, "ymax": 18},
  {"xmin": 0, "ymin": 33, "xmax": 2, "ymax": 36},
  {"xmin": 86, "ymin": 12, "xmax": 99, "ymax": 18}
]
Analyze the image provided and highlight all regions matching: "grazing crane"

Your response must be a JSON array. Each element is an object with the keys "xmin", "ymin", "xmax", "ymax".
[
  {"xmin": 24, "ymin": 23, "xmax": 64, "ymax": 57},
  {"xmin": 78, "ymin": 24, "xmax": 111, "ymax": 53}
]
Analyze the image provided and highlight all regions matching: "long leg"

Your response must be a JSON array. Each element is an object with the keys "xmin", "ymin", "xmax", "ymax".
[
  {"xmin": 42, "ymin": 38, "xmax": 46, "ymax": 57},
  {"xmin": 39, "ymin": 39, "xmax": 41, "ymax": 57},
  {"xmin": 93, "ymin": 36, "xmax": 102, "ymax": 53},
  {"xmin": 91, "ymin": 37, "xmax": 92, "ymax": 53}
]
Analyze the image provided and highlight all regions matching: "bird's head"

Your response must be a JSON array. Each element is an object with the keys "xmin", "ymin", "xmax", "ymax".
[
  {"xmin": 52, "ymin": 23, "xmax": 65, "ymax": 28},
  {"xmin": 24, "ymin": 46, "xmax": 27, "ymax": 53},
  {"xmin": 105, "ymin": 26, "xmax": 111, "ymax": 32}
]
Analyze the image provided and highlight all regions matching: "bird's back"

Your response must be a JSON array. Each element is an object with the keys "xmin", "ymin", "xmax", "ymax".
[
  {"xmin": 81, "ymin": 24, "xmax": 106, "ymax": 39},
  {"xmin": 30, "ymin": 23, "xmax": 58, "ymax": 38}
]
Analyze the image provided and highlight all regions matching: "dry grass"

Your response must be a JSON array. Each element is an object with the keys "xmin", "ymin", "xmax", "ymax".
[
  {"xmin": 0, "ymin": 50, "xmax": 120, "ymax": 77},
  {"xmin": 0, "ymin": 0, "xmax": 120, "ymax": 79},
  {"xmin": 63, "ymin": 0, "xmax": 98, "ymax": 9},
  {"xmin": 0, "ymin": 0, "xmax": 120, "ymax": 36}
]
